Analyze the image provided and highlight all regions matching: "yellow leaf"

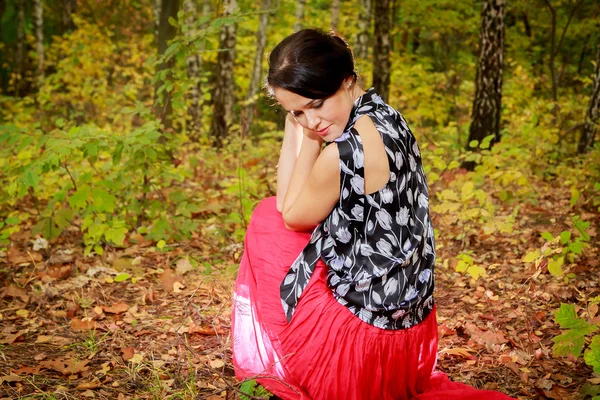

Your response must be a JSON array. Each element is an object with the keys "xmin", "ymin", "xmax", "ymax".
[{"xmin": 523, "ymin": 250, "xmax": 540, "ymax": 263}]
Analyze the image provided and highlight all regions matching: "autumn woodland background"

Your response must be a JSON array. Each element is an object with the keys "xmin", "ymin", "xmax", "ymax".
[{"xmin": 0, "ymin": 0, "xmax": 599, "ymax": 398}]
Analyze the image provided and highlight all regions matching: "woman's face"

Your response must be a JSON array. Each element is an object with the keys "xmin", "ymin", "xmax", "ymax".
[{"xmin": 274, "ymin": 80, "xmax": 355, "ymax": 142}]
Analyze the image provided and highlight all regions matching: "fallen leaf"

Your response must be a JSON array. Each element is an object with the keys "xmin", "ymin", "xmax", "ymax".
[
  {"xmin": 209, "ymin": 359, "xmax": 225, "ymax": 369},
  {"xmin": 34, "ymin": 353, "xmax": 47, "ymax": 361},
  {"xmin": 0, "ymin": 374, "xmax": 22, "ymax": 384},
  {"xmin": 143, "ymin": 288, "xmax": 157, "ymax": 304},
  {"xmin": 465, "ymin": 323, "xmax": 508, "ymax": 346},
  {"xmin": 102, "ymin": 302, "xmax": 129, "ymax": 314},
  {"xmin": 439, "ymin": 347, "xmax": 474, "ymax": 358},
  {"xmin": 33, "ymin": 238, "xmax": 49, "ymax": 251},
  {"xmin": 121, "ymin": 347, "xmax": 134, "ymax": 361},
  {"xmin": 8, "ymin": 245, "xmax": 42, "ymax": 264},
  {"xmin": 40, "ymin": 358, "xmax": 90, "ymax": 375},
  {"xmin": 70, "ymin": 318, "xmax": 98, "ymax": 332},
  {"xmin": 76, "ymin": 380, "xmax": 101, "ymax": 390},
  {"xmin": 175, "ymin": 257, "xmax": 194, "ymax": 275},
  {"xmin": 2, "ymin": 284, "xmax": 29, "ymax": 303},
  {"xmin": 11, "ymin": 365, "xmax": 41, "ymax": 375},
  {"xmin": 35, "ymin": 335, "xmax": 71, "ymax": 346},
  {"xmin": 0, "ymin": 329, "xmax": 28, "ymax": 344},
  {"xmin": 159, "ymin": 268, "xmax": 183, "ymax": 292}
]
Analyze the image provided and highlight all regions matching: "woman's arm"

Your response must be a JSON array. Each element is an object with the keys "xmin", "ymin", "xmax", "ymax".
[
  {"xmin": 281, "ymin": 137, "xmax": 340, "ymax": 231},
  {"xmin": 276, "ymin": 115, "xmax": 304, "ymax": 212}
]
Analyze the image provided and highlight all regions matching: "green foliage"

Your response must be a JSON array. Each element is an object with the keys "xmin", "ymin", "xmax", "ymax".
[{"xmin": 239, "ymin": 379, "xmax": 273, "ymax": 400}]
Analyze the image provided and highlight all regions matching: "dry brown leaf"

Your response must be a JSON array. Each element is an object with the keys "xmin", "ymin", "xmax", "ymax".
[
  {"xmin": 143, "ymin": 288, "xmax": 157, "ymax": 304},
  {"xmin": 439, "ymin": 347, "xmax": 474, "ymax": 358},
  {"xmin": 209, "ymin": 359, "xmax": 225, "ymax": 369},
  {"xmin": 76, "ymin": 380, "xmax": 102, "ymax": 390},
  {"xmin": 70, "ymin": 318, "xmax": 98, "ymax": 332},
  {"xmin": 2, "ymin": 284, "xmax": 29, "ymax": 303},
  {"xmin": 35, "ymin": 335, "xmax": 71, "ymax": 346},
  {"xmin": 465, "ymin": 323, "xmax": 508, "ymax": 346},
  {"xmin": 121, "ymin": 346, "xmax": 134, "ymax": 361},
  {"xmin": 0, "ymin": 374, "xmax": 22, "ymax": 384},
  {"xmin": 159, "ymin": 268, "xmax": 183, "ymax": 291},
  {"xmin": 38, "ymin": 265, "xmax": 73, "ymax": 281},
  {"xmin": 11, "ymin": 365, "xmax": 41, "ymax": 375},
  {"xmin": 102, "ymin": 302, "xmax": 129, "ymax": 314},
  {"xmin": 188, "ymin": 322, "xmax": 224, "ymax": 336},
  {"xmin": 0, "ymin": 329, "xmax": 28, "ymax": 344},
  {"xmin": 8, "ymin": 245, "xmax": 42, "ymax": 264},
  {"xmin": 40, "ymin": 358, "xmax": 90, "ymax": 375},
  {"xmin": 175, "ymin": 257, "xmax": 194, "ymax": 275}
]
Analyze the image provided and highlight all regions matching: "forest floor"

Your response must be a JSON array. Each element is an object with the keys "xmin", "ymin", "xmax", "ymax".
[{"xmin": 0, "ymin": 180, "xmax": 598, "ymax": 400}]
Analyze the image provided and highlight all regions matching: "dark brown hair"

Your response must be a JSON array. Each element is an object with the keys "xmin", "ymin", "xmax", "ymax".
[{"xmin": 267, "ymin": 29, "xmax": 357, "ymax": 99}]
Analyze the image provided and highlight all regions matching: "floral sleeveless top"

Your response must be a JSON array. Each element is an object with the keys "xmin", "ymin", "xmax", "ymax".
[{"xmin": 280, "ymin": 88, "xmax": 435, "ymax": 330}]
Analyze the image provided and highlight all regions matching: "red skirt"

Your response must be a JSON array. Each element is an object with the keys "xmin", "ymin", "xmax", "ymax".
[{"xmin": 232, "ymin": 197, "xmax": 513, "ymax": 400}]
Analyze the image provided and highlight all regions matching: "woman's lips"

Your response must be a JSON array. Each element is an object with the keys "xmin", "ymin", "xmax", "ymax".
[{"xmin": 317, "ymin": 125, "xmax": 332, "ymax": 136}]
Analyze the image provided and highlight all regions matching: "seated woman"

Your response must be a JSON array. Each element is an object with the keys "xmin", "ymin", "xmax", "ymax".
[{"xmin": 232, "ymin": 28, "xmax": 514, "ymax": 400}]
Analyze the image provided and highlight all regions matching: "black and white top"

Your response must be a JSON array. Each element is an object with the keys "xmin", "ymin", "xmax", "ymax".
[{"xmin": 280, "ymin": 88, "xmax": 435, "ymax": 330}]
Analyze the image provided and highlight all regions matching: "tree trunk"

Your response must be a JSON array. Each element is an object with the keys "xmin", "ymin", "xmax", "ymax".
[
  {"xmin": 331, "ymin": 0, "xmax": 340, "ymax": 32},
  {"xmin": 354, "ymin": 0, "xmax": 371, "ymax": 61},
  {"xmin": 465, "ymin": 0, "xmax": 505, "ymax": 164},
  {"xmin": 543, "ymin": 0, "xmax": 583, "ymax": 125},
  {"xmin": 0, "ymin": 0, "xmax": 6, "ymax": 93},
  {"xmin": 34, "ymin": 0, "xmax": 44, "ymax": 84},
  {"xmin": 241, "ymin": 0, "xmax": 271, "ymax": 139},
  {"xmin": 153, "ymin": 0, "xmax": 161, "ymax": 47},
  {"xmin": 16, "ymin": 0, "xmax": 25, "ymax": 96},
  {"xmin": 390, "ymin": 0, "xmax": 397, "ymax": 51},
  {"xmin": 293, "ymin": 0, "xmax": 306, "ymax": 33},
  {"xmin": 155, "ymin": 0, "xmax": 180, "ymax": 134},
  {"xmin": 184, "ymin": 0, "xmax": 201, "ymax": 130},
  {"xmin": 62, "ymin": 0, "xmax": 76, "ymax": 33},
  {"xmin": 578, "ymin": 40, "xmax": 600, "ymax": 154},
  {"xmin": 210, "ymin": 0, "xmax": 238, "ymax": 147},
  {"xmin": 372, "ymin": 0, "xmax": 391, "ymax": 102}
]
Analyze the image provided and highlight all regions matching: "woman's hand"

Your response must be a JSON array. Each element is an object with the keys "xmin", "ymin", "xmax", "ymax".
[{"xmin": 276, "ymin": 115, "xmax": 305, "ymax": 212}]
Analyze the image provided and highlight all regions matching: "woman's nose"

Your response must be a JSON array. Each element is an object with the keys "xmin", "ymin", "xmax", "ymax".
[{"xmin": 305, "ymin": 110, "xmax": 320, "ymax": 130}]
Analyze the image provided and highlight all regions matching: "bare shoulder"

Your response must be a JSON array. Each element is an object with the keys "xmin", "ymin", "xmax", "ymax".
[
  {"xmin": 354, "ymin": 114, "xmax": 379, "ymax": 136},
  {"xmin": 312, "ymin": 142, "xmax": 340, "ymax": 184}
]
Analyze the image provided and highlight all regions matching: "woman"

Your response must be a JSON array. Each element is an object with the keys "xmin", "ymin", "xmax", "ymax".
[{"xmin": 232, "ymin": 29, "xmax": 513, "ymax": 400}]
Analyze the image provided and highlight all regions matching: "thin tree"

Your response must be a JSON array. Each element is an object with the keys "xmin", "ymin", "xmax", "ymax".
[
  {"xmin": 465, "ymin": 0, "xmax": 506, "ymax": 163},
  {"xmin": 578, "ymin": 40, "xmax": 600, "ymax": 154},
  {"xmin": 543, "ymin": 0, "xmax": 584, "ymax": 125},
  {"xmin": 210, "ymin": 0, "xmax": 238, "ymax": 146},
  {"xmin": 16, "ymin": 0, "xmax": 25, "ymax": 96},
  {"xmin": 331, "ymin": 0, "xmax": 341, "ymax": 32},
  {"xmin": 293, "ymin": 0, "xmax": 306, "ymax": 32},
  {"xmin": 62, "ymin": 0, "xmax": 76, "ymax": 33},
  {"xmin": 33, "ymin": 0, "xmax": 44, "ymax": 84},
  {"xmin": 155, "ymin": 0, "xmax": 180, "ymax": 133},
  {"xmin": 354, "ymin": 0, "xmax": 371, "ymax": 61},
  {"xmin": 153, "ymin": 0, "xmax": 161, "ymax": 47},
  {"xmin": 184, "ymin": 0, "xmax": 201, "ymax": 130},
  {"xmin": 372, "ymin": 0, "xmax": 391, "ymax": 102},
  {"xmin": 241, "ymin": 0, "xmax": 272, "ymax": 139},
  {"xmin": 0, "ymin": 0, "xmax": 6, "ymax": 92}
]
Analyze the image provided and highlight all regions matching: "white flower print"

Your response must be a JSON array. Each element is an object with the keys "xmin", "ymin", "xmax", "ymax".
[
  {"xmin": 336, "ymin": 283, "xmax": 350, "ymax": 296},
  {"xmin": 331, "ymin": 209, "xmax": 339, "ymax": 226},
  {"xmin": 376, "ymin": 238, "xmax": 394, "ymax": 258},
  {"xmin": 381, "ymin": 187, "xmax": 394, "ymax": 203},
  {"xmin": 409, "ymin": 154, "xmax": 417, "ymax": 172},
  {"xmin": 412, "ymin": 141, "xmax": 421, "ymax": 158},
  {"xmin": 395, "ymin": 152, "xmax": 403, "ymax": 170},
  {"xmin": 406, "ymin": 188, "xmax": 413, "ymax": 205},
  {"xmin": 367, "ymin": 220, "xmax": 374, "ymax": 232},
  {"xmin": 389, "ymin": 171, "xmax": 397, "ymax": 182},
  {"xmin": 329, "ymin": 274, "xmax": 340, "ymax": 286},
  {"xmin": 396, "ymin": 207, "xmax": 410, "ymax": 226},
  {"xmin": 342, "ymin": 187, "xmax": 350, "ymax": 199},
  {"xmin": 355, "ymin": 279, "xmax": 371, "ymax": 292},
  {"xmin": 375, "ymin": 209, "xmax": 393, "ymax": 230},
  {"xmin": 418, "ymin": 193, "xmax": 429, "ymax": 208},
  {"xmin": 336, "ymin": 226, "xmax": 352, "ymax": 243},
  {"xmin": 350, "ymin": 175, "xmax": 364, "ymax": 195},
  {"xmin": 371, "ymin": 93, "xmax": 384, "ymax": 104},
  {"xmin": 418, "ymin": 269, "xmax": 432, "ymax": 284},
  {"xmin": 360, "ymin": 243, "xmax": 375, "ymax": 256},
  {"xmin": 366, "ymin": 194, "xmax": 380, "ymax": 209},
  {"xmin": 385, "ymin": 233, "xmax": 398, "ymax": 246},
  {"xmin": 353, "ymin": 149, "xmax": 364, "ymax": 168},
  {"xmin": 404, "ymin": 285, "xmax": 418, "ymax": 301},
  {"xmin": 359, "ymin": 308, "xmax": 373, "ymax": 322},
  {"xmin": 351, "ymin": 204, "xmax": 364, "ymax": 220},
  {"xmin": 373, "ymin": 316, "xmax": 389, "ymax": 329},
  {"xmin": 372, "ymin": 291, "xmax": 382, "ymax": 304},
  {"xmin": 330, "ymin": 257, "xmax": 345, "ymax": 271},
  {"xmin": 384, "ymin": 277, "xmax": 398, "ymax": 296}
]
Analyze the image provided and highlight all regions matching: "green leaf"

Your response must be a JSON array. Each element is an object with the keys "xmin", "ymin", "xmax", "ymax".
[
  {"xmin": 560, "ymin": 231, "xmax": 571, "ymax": 244},
  {"xmin": 479, "ymin": 134, "xmax": 494, "ymax": 149},
  {"xmin": 239, "ymin": 380, "xmax": 257, "ymax": 400},
  {"xmin": 468, "ymin": 140, "xmax": 479, "ymax": 148},
  {"xmin": 105, "ymin": 226, "xmax": 128, "ymax": 246},
  {"xmin": 541, "ymin": 231, "xmax": 553, "ymax": 241},
  {"xmin": 157, "ymin": 240, "xmax": 166, "ymax": 249},
  {"xmin": 584, "ymin": 335, "xmax": 600, "ymax": 374},
  {"xmin": 554, "ymin": 304, "xmax": 593, "ymax": 329},
  {"xmin": 568, "ymin": 241, "xmax": 584, "ymax": 255},
  {"xmin": 523, "ymin": 250, "xmax": 540, "ymax": 263},
  {"xmin": 5, "ymin": 216, "xmax": 20, "ymax": 225},
  {"xmin": 91, "ymin": 187, "xmax": 116, "ymax": 213},
  {"xmin": 68, "ymin": 186, "xmax": 91, "ymax": 210},
  {"xmin": 168, "ymin": 16, "xmax": 178, "ymax": 27},
  {"xmin": 553, "ymin": 326, "xmax": 597, "ymax": 358},
  {"xmin": 114, "ymin": 273, "xmax": 131, "ymax": 282},
  {"xmin": 548, "ymin": 257, "xmax": 564, "ymax": 276}
]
